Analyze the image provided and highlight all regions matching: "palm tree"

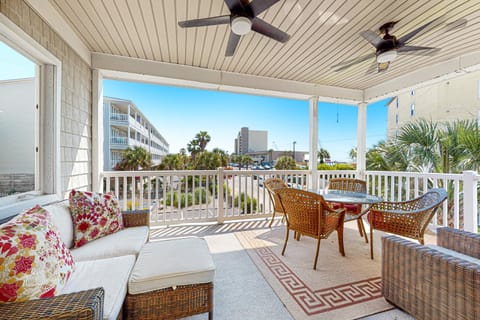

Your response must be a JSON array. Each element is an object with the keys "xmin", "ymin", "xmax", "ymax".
[
  {"xmin": 317, "ymin": 148, "xmax": 330, "ymax": 164},
  {"xmin": 195, "ymin": 131, "xmax": 211, "ymax": 152},
  {"xmin": 116, "ymin": 146, "xmax": 152, "ymax": 171},
  {"xmin": 349, "ymin": 147, "xmax": 357, "ymax": 162},
  {"xmin": 187, "ymin": 139, "xmax": 201, "ymax": 160},
  {"xmin": 275, "ymin": 156, "xmax": 296, "ymax": 170}
]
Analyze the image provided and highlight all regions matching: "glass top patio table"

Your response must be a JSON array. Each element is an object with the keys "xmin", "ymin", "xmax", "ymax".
[{"xmin": 309, "ymin": 189, "xmax": 383, "ymax": 222}]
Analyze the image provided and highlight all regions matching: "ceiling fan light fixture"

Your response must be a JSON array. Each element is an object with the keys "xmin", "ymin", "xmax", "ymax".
[
  {"xmin": 377, "ymin": 50, "xmax": 397, "ymax": 63},
  {"xmin": 231, "ymin": 16, "xmax": 251, "ymax": 35}
]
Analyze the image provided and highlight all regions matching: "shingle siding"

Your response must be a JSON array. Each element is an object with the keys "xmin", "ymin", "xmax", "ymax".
[{"xmin": 0, "ymin": 0, "xmax": 92, "ymax": 198}]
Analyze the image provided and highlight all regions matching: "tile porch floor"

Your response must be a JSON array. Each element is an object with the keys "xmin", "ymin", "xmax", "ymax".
[{"xmin": 149, "ymin": 219, "xmax": 420, "ymax": 320}]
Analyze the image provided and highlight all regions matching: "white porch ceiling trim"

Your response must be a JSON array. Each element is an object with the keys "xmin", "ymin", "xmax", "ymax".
[
  {"xmin": 92, "ymin": 53, "xmax": 363, "ymax": 104},
  {"xmin": 25, "ymin": 0, "xmax": 91, "ymax": 65},
  {"xmin": 365, "ymin": 51, "xmax": 480, "ymax": 102}
]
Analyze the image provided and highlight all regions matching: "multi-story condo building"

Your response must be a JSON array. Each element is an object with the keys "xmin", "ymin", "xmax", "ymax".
[
  {"xmin": 234, "ymin": 127, "xmax": 268, "ymax": 155},
  {"xmin": 103, "ymin": 97, "xmax": 169, "ymax": 170},
  {"xmin": 387, "ymin": 70, "xmax": 480, "ymax": 139}
]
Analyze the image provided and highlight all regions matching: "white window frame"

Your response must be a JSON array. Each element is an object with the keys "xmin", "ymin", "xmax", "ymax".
[{"xmin": 0, "ymin": 15, "xmax": 62, "ymax": 219}]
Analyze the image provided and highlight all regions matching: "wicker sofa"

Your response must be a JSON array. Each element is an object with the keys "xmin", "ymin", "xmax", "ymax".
[
  {"xmin": 382, "ymin": 227, "xmax": 480, "ymax": 320},
  {"xmin": 0, "ymin": 201, "xmax": 150, "ymax": 320}
]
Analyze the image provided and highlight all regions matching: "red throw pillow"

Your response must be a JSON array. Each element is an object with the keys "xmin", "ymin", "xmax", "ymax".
[
  {"xmin": 0, "ymin": 205, "xmax": 75, "ymax": 303},
  {"xmin": 69, "ymin": 190, "xmax": 124, "ymax": 248}
]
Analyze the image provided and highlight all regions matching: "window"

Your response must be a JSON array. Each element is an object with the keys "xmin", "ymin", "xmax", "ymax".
[
  {"xmin": 410, "ymin": 104, "xmax": 415, "ymax": 116},
  {"xmin": 396, "ymin": 97, "xmax": 399, "ymax": 108},
  {"xmin": 0, "ymin": 21, "xmax": 62, "ymax": 219},
  {"xmin": 411, "ymin": 90, "xmax": 415, "ymax": 96},
  {"xmin": 395, "ymin": 114, "xmax": 398, "ymax": 124},
  {"xmin": 0, "ymin": 41, "xmax": 36, "ymax": 199}
]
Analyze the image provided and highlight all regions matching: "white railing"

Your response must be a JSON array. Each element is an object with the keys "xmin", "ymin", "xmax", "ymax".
[
  {"xmin": 110, "ymin": 113, "xmax": 128, "ymax": 121},
  {"xmin": 110, "ymin": 136, "xmax": 127, "ymax": 145},
  {"xmin": 102, "ymin": 169, "xmax": 479, "ymax": 232},
  {"xmin": 365, "ymin": 170, "xmax": 479, "ymax": 232}
]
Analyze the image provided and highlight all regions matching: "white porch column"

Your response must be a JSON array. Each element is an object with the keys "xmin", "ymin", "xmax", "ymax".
[
  {"xmin": 92, "ymin": 70, "xmax": 104, "ymax": 192},
  {"xmin": 356, "ymin": 102, "xmax": 367, "ymax": 180},
  {"xmin": 309, "ymin": 96, "xmax": 319, "ymax": 190},
  {"xmin": 462, "ymin": 171, "xmax": 478, "ymax": 233}
]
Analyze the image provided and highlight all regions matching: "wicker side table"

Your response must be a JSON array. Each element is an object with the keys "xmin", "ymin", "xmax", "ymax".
[{"xmin": 124, "ymin": 238, "xmax": 215, "ymax": 320}]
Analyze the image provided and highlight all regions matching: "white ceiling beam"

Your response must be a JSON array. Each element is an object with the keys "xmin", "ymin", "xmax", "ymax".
[
  {"xmin": 364, "ymin": 51, "xmax": 480, "ymax": 103},
  {"xmin": 92, "ymin": 53, "xmax": 363, "ymax": 103},
  {"xmin": 25, "ymin": 0, "xmax": 91, "ymax": 65}
]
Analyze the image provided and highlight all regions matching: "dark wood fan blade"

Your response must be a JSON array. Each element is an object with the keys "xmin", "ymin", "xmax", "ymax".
[
  {"xmin": 178, "ymin": 15, "xmax": 230, "ymax": 28},
  {"xmin": 360, "ymin": 30, "xmax": 382, "ymax": 48},
  {"xmin": 332, "ymin": 52, "xmax": 376, "ymax": 71},
  {"xmin": 224, "ymin": 0, "xmax": 244, "ymax": 13},
  {"xmin": 398, "ymin": 16, "xmax": 444, "ymax": 44},
  {"xmin": 251, "ymin": 18, "xmax": 290, "ymax": 42},
  {"xmin": 226, "ymin": 31, "xmax": 241, "ymax": 56},
  {"xmin": 398, "ymin": 46, "xmax": 440, "ymax": 55},
  {"xmin": 246, "ymin": 0, "xmax": 280, "ymax": 17}
]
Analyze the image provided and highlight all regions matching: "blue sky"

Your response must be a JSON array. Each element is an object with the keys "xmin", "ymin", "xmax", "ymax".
[
  {"xmin": 104, "ymin": 80, "xmax": 389, "ymax": 161},
  {"xmin": 0, "ymin": 40, "xmax": 389, "ymax": 162}
]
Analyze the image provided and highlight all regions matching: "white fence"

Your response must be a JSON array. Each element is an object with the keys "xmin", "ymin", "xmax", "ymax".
[{"xmin": 102, "ymin": 169, "xmax": 479, "ymax": 232}]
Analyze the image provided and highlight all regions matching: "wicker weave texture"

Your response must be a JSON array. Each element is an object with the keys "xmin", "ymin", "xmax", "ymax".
[
  {"xmin": 328, "ymin": 178, "xmax": 367, "ymax": 193},
  {"xmin": 264, "ymin": 178, "xmax": 288, "ymax": 213},
  {"xmin": 437, "ymin": 227, "xmax": 480, "ymax": 259},
  {"xmin": 122, "ymin": 209, "xmax": 150, "ymax": 228},
  {"xmin": 382, "ymin": 234, "xmax": 480, "ymax": 320},
  {"xmin": 124, "ymin": 282, "xmax": 213, "ymax": 320},
  {"xmin": 0, "ymin": 288, "xmax": 105, "ymax": 320},
  {"xmin": 278, "ymin": 188, "xmax": 343, "ymax": 238},
  {"xmin": 368, "ymin": 188, "xmax": 447, "ymax": 242}
]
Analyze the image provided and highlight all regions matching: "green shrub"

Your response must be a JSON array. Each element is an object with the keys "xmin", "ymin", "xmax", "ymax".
[
  {"xmin": 163, "ymin": 187, "xmax": 210, "ymax": 208},
  {"xmin": 233, "ymin": 193, "xmax": 257, "ymax": 214},
  {"xmin": 318, "ymin": 163, "xmax": 355, "ymax": 170}
]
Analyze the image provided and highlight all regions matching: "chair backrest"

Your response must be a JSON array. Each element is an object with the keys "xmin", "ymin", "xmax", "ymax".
[
  {"xmin": 277, "ymin": 188, "xmax": 341, "ymax": 238},
  {"xmin": 264, "ymin": 178, "xmax": 288, "ymax": 213},
  {"xmin": 327, "ymin": 178, "xmax": 366, "ymax": 193}
]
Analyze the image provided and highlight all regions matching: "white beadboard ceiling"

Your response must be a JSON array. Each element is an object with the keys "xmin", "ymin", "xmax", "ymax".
[{"xmin": 48, "ymin": 0, "xmax": 480, "ymax": 91}]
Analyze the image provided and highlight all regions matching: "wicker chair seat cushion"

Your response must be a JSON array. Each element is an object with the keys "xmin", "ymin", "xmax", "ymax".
[
  {"xmin": 331, "ymin": 203, "xmax": 360, "ymax": 214},
  {"xmin": 69, "ymin": 190, "xmax": 124, "ymax": 248},
  {"xmin": 128, "ymin": 238, "xmax": 215, "ymax": 295},
  {"xmin": 71, "ymin": 226, "xmax": 148, "ymax": 262},
  {"xmin": 61, "ymin": 254, "xmax": 136, "ymax": 320},
  {"xmin": 44, "ymin": 201, "xmax": 74, "ymax": 248},
  {"xmin": 0, "ymin": 206, "xmax": 75, "ymax": 303},
  {"xmin": 426, "ymin": 244, "xmax": 480, "ymax": 265}
]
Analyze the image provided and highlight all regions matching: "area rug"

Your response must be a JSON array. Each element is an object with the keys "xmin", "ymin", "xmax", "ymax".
[{"xmin": 235, "ymin": 221, "xmax": 394, "ymax": 320}]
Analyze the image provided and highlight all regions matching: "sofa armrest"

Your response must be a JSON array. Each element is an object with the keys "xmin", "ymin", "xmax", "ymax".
[
  {"xmin": 122, "ymin": 209, "xmax": 150, "ymax": 228},
  {"xmin": 382, "ymin": 235, "xmax": 480, "ymax": 319},
  {"xmin": 0, "ymin": 288, "xmax": 104, "ymax": 320},
  {"xmin": 437, "ymin": 227, "xmax": 480, "ymax": 258}
]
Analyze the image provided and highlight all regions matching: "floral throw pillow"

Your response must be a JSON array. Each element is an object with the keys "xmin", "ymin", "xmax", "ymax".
[
  {"xmin": 0, "ymin": 205, "xmax": 75, "ymax": 303},
  {"xmin": 69, "ymin": 190, "xmax": 124, "ymax": 248}
]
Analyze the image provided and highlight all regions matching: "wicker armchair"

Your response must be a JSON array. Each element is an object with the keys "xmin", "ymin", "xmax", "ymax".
[
  {"xmin": 367, "ymin": 188, "xmax": 447, "ymax": 259},
  {"xmin": 382, "ymin": 228, "xmax": 480, "ymax": 320},
  {"xmin": 277, "ymin": 188, "xmax": 346, "ymax": 270},
  {"xmin": 264, "ymin": 177, "xmax": 288, "ymax": 227},
  {"xmin": 327, "ymin": 178, "xmax": 368, "ymax": 242}
]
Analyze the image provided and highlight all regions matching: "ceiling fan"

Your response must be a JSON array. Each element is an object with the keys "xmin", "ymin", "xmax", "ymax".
[
  {"xmin": 178, "ymin": 0, "xmax": 290, "ymax": 56},
  {"xmin": 332, "ymin": 17, "xmax": 447, "ymax": 73}
]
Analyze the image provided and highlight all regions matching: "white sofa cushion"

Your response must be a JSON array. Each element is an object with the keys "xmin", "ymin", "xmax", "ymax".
[
  {"xmin": 71, "ymin": 226, "xmax": 148, "ymax": 262},
  {"xmin": 61, "ymin": 255, "xmax": 136, "ymax": 320},
  {"xmin": 128, "ymin": 237, "xmax": 215, "ymax": 295},
  {"xmin": 427, "ymin": 244, "xmax": 480, "ymax": 265},
  {"xmin": 44, "ymin": 201, "xmax": 74, "ymax": 248}
]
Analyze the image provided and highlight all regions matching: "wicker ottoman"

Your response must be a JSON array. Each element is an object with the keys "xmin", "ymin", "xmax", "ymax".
[{"xmin": 124, "ymin": 238, "xmax": 215, "ymax": 320}]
